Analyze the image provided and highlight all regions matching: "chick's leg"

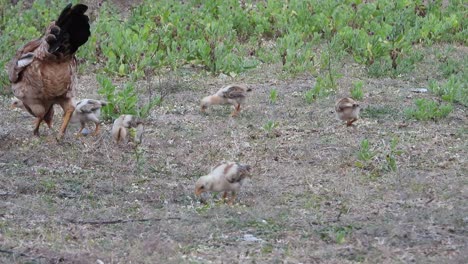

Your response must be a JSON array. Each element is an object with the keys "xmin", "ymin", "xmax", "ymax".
[
  {"xmin": 346, "ymin": 118, "xmax": 358, "ymax": 126},
  {"xmin": 92, "ymin": 122, "xmax": 101, "ymax": 136},
  {"xmin": 222, "ymin": 191, "xmax": 228, "ymax": 202},
  {"xmin": 228, "ymin": 192, "xmax": 237, "ymax": 205},
  {"xmin": 231, "ymin": 104, "xmax": 240, "ymax": 117}
]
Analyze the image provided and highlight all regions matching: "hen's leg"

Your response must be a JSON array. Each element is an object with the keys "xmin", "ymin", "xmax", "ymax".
[
  {"xmin": 58, "ymin": 100, "xmax": 75, "ymax": 139},
  {"xmin": 33, "ymin": 118, "xmax": 43, "ymax": 136},
  {"xmin": 44, "ymin": 106, "xmax": 54, "ymax": 129}
]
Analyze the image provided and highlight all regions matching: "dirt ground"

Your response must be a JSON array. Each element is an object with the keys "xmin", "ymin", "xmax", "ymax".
[{"xmin": 0, "ymin": 44, "xmax": 466, "ymax": 263}]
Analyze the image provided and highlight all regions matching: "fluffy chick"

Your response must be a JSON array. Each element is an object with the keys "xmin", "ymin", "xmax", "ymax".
[
  {"xmin": 201, "ymin": 84, "xmax": 252, "ymax": 117},
  {"xmin": 71, "ymin": 99, "xmax": 107, "ymax": 136},
  {"xmin": 195, "ymin": 162, "xmax": 251, "ymax": 204},
  {"xmin": 335, "ymin": 97, "xmax": 360, "ymax": 126},
  {"xmin": 111, "ymin": 114, "xmax": 143, "ymax": 144},
  {"xmin": 11, "ymin": 98, "xmax": 26, "ymax": 110}
]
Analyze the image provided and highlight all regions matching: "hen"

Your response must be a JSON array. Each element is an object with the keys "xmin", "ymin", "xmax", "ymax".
[
  {"xmin": 201, "ymin": 84, "xmax": 252, "ymax": 117},
  {"xmin": 8, "ymin": 3, "xmax": 90, "ymax": 138}
]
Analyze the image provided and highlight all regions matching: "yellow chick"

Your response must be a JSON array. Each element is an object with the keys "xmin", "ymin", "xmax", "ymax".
[
  {"xmin": 201, "ymin": 84, "xmax": 252, "ymax": 117},
  {"xmin": 11, "ymin": 98, "xmax": 26, "ymax": 110},
  {"xmin": 335, "ymin": 97, "xmax": 360, "ymax": 126},
  {"xmin": 111, "ymin": 114, "xmax": 143, "ymax": 143},
  {"xmin": 71, "ymin": 99, "xmax": 107, "ymax": 136},
  {"xmin": 195, "ymin": 162, "xmax": 252, "ymax": 204}
]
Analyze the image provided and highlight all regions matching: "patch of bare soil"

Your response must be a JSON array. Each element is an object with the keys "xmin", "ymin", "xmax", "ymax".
[{"xmin": 0, "ymin": 45, "xmax": 467, "ymax": 263}]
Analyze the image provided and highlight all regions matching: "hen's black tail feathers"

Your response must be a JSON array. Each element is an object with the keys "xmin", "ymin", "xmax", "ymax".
[{"xmin": 47, "ymin": 3, "xmax": 90, "ymax": 55}]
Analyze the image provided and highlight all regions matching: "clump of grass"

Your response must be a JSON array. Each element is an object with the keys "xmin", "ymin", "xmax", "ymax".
[
  {"xmin": 304, "ymin": 89, "xmax": 316, "ymax": 104},
  {"xmin": 269, "ymin": 88, "xmax": 278, "ymax": 104},
  {"xmin": 350, "ymin": 81, "xmax": 364, "ymax": 100},
  {"xmin": 405, "ymin": 99, "xmax": 453, "ymax": 121}
]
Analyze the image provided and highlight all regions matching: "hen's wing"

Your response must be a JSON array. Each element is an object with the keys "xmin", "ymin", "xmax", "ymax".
[
  {"xmin": 8, "ymin": 39, "xmax": 42, "ymax": 84},
  {"xmin": 47, "ymin": 4, "xmax": 91, "ymax": 55},
  {"xmin": 221, "ymin": 85, "xmax": 248, "ymax": 99}
]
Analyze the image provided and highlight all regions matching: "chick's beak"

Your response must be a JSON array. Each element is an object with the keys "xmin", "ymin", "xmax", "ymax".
[
  {"xmin": 200, "ymin": 105, "xmax": 207, "ymax": 112},
  {"xmin": 10, "ymin": 103, "xmax": 16, "ymax": 109},
  {"xmin": 195, "ymin": 187, "xmax": 203, "ymax": 196}
]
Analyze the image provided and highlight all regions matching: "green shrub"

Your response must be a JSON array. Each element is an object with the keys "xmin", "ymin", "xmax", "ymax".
[{"xmin": 428, "ymin": 75, "xmax": 467, "ymax": 106}]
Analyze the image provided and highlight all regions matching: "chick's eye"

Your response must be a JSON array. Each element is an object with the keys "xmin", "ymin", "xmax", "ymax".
[{"xmin": 200, "ymin": 185, "xmax": 204, "ymax": 189}]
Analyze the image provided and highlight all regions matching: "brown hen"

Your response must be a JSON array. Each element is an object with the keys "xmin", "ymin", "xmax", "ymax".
[{"xmin": 8, "ymin": 3, "xmax": 90, "ymax": 138}]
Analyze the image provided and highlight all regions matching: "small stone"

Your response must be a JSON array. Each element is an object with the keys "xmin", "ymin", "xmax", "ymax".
[
  {"xmin": 81, "ymin": 128, "xmax": 90, "ymax": 136},
  {"xmin": 410, "ymin": 88, "xmax": 428, "ymax": 93}
]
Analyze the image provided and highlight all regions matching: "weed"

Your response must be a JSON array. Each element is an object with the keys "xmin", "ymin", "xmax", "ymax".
[
  {"xmin": 319, "ymin": 225, "xmax": 353, "ymax": 244},
  {"xmin": 355, "ymin": 138, "xmax": 403, "ymax": 174},
  {"xmin": 350, "ymin": 81, "xmax": 364, "ymax": 100},
  {"xmin": 405, "ymin": 99, "xmax": 453, "ymax": 121},
  {"xmin": 262, "ymin": 120, "xmax": 279, "ymax": 137},
  {"xmin": 269, "ymin": 88, "xmax": 278, "ymax": 104},
  {"xmin": 356, "ymin": 139, "xmax": 375, "ymax": 164}
]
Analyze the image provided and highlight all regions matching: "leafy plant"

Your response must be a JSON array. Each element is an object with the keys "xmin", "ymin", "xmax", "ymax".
[
  {"xmin": 263, "ymin": 120, "xmax": 279, "ymax": 133},
  {"xmin": 357, "ymin": 139, "xmax": 374, "ymax": 164},
  {"xmin": 405, "ymin": 99, "xmax": 453, "ymax": 121},
  {"xmin": 428, "ymin": 75, "xmax": 467, "ymax": 106},
  {"xmin": 350, "ymin": 81, "xmax": 364, "ymax": 100},
  {"xmin": 304, "ymin": 89, "xmax": 316, "ymax": 104},
  {"xmin": 97, "ymin": 74, "xmax": 161, "ymax": 120},
  {"xmin": 319, "ymin": 225, "xmax": 353, "ymax": 244}
]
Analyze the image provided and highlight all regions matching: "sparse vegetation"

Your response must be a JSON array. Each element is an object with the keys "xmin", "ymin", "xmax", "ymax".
[
  {"xmin": 0, "ymin": 1, "xmax": 466, "ymax": 263},
  {"xmin": 406, "ymin": 98, "xmax": 453, "ymax": 121},
  {"xmin": 269, "ymin": 88, "xmax": 278, "ymax": 104}
]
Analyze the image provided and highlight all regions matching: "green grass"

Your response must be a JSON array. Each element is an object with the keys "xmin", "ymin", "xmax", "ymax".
[{"xmin": 350, "ymin": 81, "xmax": 364, "ymax": 101}]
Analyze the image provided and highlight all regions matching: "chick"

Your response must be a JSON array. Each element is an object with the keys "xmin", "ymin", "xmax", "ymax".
[
  {"xmin": 71, "ymin": 99, "xmax": 107, "ymax": 136},
  {"xmin": 11, "ymin": 98, "xmax": 26, "ymax": 110},
  {"xmin": 201, "ymin": 84, "xmax": 252, "ymax": 117},
  {"xmin": 111, "ymin": 114, "xmax": 143, "ymax": 144},
  {"xmin": 335, "ymin": 97, "xmax": 360, "ymax": 126},
  {"xmin": 195, "ymin": 162, "xmax": 252, "ymax": 204}
]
